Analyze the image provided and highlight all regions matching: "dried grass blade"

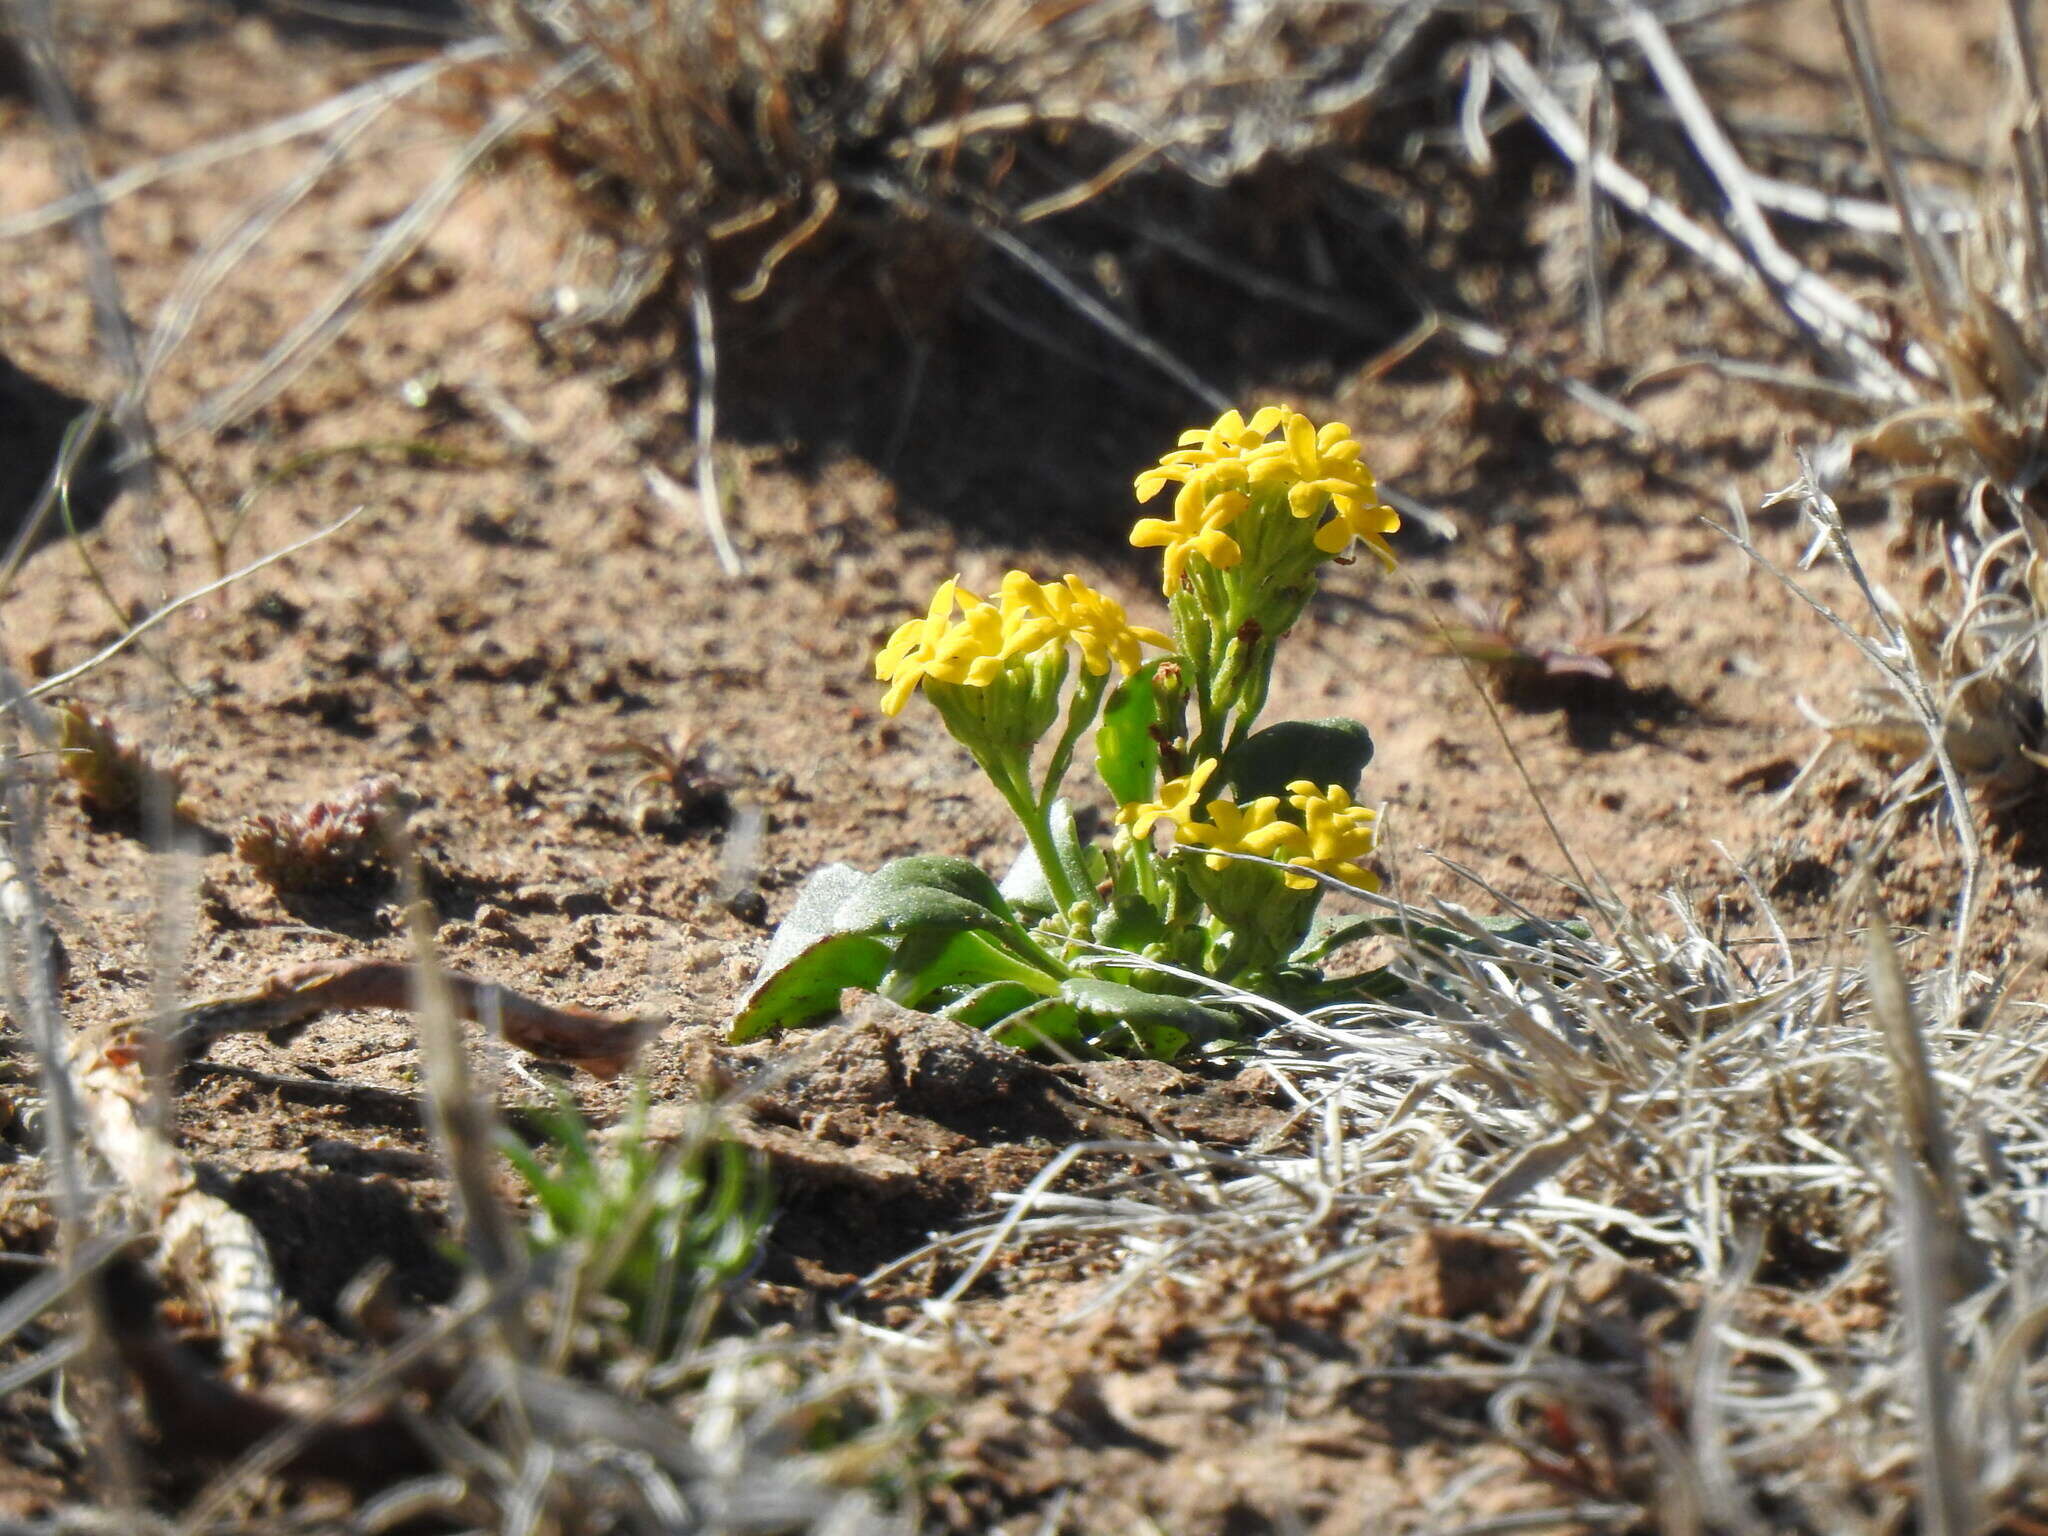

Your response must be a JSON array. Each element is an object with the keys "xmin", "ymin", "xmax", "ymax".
[{"xmin": 1863, "ymin": 894, "xmax": 1987, "ymax": 1296}]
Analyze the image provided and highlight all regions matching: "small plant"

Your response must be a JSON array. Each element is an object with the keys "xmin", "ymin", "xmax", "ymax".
[
  {"xmin": 1436, "ymin": 580, "xmax": 1653, "ymax": 707},
  {"xmin": 232, "ymin": 775, "xmax": 408, "ymax": 894},
  {"xmin": 52, "ymin": 699, "xmax": 186, "ymax": 821},
  {"xmin": 738, "ymin": 406, "xmax": 1414, "ymax": 1059},
  {"xmin": 501, "ymin": 1087, "xmax": 771, "ymax": 1357},
  {"xmin": 603, "ymin": 728, "xmax": 731, "ymax": 834}
]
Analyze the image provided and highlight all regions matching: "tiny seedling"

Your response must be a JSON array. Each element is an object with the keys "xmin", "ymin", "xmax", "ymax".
[{"xmin": 500, "ymin": 1086, "xmax": 771, "ymax": 1357}]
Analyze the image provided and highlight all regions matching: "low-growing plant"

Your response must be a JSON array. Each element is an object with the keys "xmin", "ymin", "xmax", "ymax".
[
  {"xmin": 52, "ymin": 699, "xmax": 186, "ymax": 821},
  {"xmin": 232, "ymin": 774, "xmax": 408, "ymax": 893},
  {"xmin": 1435, "ymin": 579, "xmax": 1654, "ymax": 706},
  {"xmin": 501, "ymin": 1087, "xmax": 771, "ymax": 1357},
  {"xmin": 738, "ymin": 406, "xmax": 1427, "ymax": 1059}
]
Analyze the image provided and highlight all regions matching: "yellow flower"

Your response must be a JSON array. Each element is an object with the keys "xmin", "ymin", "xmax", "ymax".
[
  {"xmin": 1176, "ymin": 794, "xmax": 1307, "ymax": 872},
  {"xmin": 874, "ymin": 578, "xmax": 1010, "ymax": 716},
  {"xmin": 1116, "ymin": 757, "xmax": 1217, "ymax": 837},
  {"xmin": 1133, "ymin": 405, "xmax": 1285, "ymax": 505},
  {"xmin": 1245, "ymin": 412, "xmax": 1400, "ymax": 567},
  {"xmin": 1000, "ymin": 572, "xmax": 1171, "ymax": 677},
  {"xmin": 1280, "ymin": 781, "xmax": 1380, "ymax": 890},
  {"xmin": 1129, "ymin": 482, "xmax": 1250, "ymax": 594},
  {"xmin": 1133, "ymin": 406, "xmax": 1399, "ymax": 585}
]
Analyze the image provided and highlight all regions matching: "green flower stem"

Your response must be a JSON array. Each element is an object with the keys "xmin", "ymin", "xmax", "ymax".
[
  {"xmin": 974, "ymin": 746, "xmax": 1084, "ymax": 918},
  {"xmin": 994, "ymin": 922, "xmax": 1074, "ymax": 982},
  {"xmin": 1118, "ymin": 829, "xmax": 1163, "ymax": 906},
  {"xmin": 1037, "ymin": 667, "xmax": 1108, "ymax": 812}
]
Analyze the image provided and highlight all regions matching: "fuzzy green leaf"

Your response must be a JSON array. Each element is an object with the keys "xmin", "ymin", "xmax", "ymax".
[
  {"xmin": 729, "ymin": 931, "xmax": 892, "ymax": 1041},
  {"xmin": 1223, "ymin": 717, "xmax": 1375, "ymax": 802},
  {"xmin": 1060, "ymin": 976, "xmax": 1235, "ymax": 1054},
  {"xmin": 833, "ymin": 854, "xmax": 1019, "ymax": 937}
]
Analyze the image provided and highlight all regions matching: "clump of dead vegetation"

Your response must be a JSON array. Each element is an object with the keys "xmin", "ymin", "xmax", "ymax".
[
  {"xmin": 231, "ymin": 774, "xmax": 409, "ymax": 893},
  {"xmin": 870, "ymin": 851, "xmax": 2048, "ymax": 1530}
]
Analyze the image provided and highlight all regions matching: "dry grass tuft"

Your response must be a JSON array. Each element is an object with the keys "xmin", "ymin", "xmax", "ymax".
[{"xmin": 860, "ymin": 845, "xmax": 2048, "ymax": 1530}]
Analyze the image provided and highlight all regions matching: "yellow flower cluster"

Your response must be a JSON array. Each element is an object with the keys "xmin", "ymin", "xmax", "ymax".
[
  {"xmin": 1117, "ymin": 760, "xmax": 1380, "ymax": 891},
  {"xmin": 1130, "ymin": 406, "xmax": 1400, "ymax": 592},
  {"xmin": 875, "ymin": 572, "xmax": 1169, "ymax": 717}
]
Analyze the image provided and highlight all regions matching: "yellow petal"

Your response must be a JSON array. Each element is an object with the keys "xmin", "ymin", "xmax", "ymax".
[{"xmin": 1130, "ymin": 516, "xmax": 1176, "ymax": 550}]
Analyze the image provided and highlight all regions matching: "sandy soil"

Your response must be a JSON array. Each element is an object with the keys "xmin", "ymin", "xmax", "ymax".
[{"xmin": 0, "ymin": 1, "xmax": 2037, "ymax": 1530}]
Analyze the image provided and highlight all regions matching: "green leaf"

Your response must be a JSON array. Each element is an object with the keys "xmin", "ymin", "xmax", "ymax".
[
  {"xmin": 756, "ymin": 863, "xmax": 870, "ymax": 971},
  {"xmin": 833, "ymin": 854, "xmax": 1019, "ymax": 938},
  {"xmin": 729, "ymin": 931, "xmax": 892, "ymax": 1042},
  {"xmin": 1290, "ymin": 913, "xmax": 1392, "ymax": 966},
  {"xmin": 1279, "ymin": 965, "xmax": 1409, "ymax": 1008},
  {"xmin": 888, "ymin": 925, "xmax": 1064, "ymax": 1011},
  {"xmin": 1060, "ymin": 976, "xmax": 1235, "ymax": 1055},
  {"xmin": 1096, "ymin": 659, "xmax": 1167, "ymax": 806},
  {"xmin": 997, "ymin": 846, "xmax": 1056, "ymax": 915},
  {"xmin": 939, "ymin": 980, "xmax": 1045, "ymax": 1028},
  {"xmin": 990, "ymin": 997, "xmax": 1087, "ymax": 1054},
  {"xmin": 1223, "ymin": 717, "xmax": 1375, "ymax": 802}
]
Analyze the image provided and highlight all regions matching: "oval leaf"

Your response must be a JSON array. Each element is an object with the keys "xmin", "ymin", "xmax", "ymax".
[
  {"xmin": 1223, "ymin": 717, "xmax": 1375, "ymax": 802},
  {"xmin": 940, "ymin": 981, "xmax": 1044, "ymax": 1029},
  {"xmin": 990, "ymin": 997, "xmax": 1087, "ymax": 1055},
  {"xmin": 1061, "ymin": 976, "xmax": 1234, "ymax": 1048},
  {"xmin": 833, "ymin": 855, "xmax": 1019, "ymax": 938},
  {"xmin": 731, "ymin": 932, "xmax": 892, "ymax": 1042}
]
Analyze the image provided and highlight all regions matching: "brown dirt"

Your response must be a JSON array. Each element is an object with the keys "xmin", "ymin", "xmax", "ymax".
[{"xmin": 0, "ymin": 0, "xmax": 2038, "ymax": 1529}]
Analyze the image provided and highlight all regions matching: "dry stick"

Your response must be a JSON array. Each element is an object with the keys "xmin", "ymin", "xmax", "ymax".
[
  {"xmin": 104, "ymin": 957, "xmax": 655, "ymax": 1078},
  {"xmin": 1747, "ymin": 172, "xmax": 1963, "ymax": 236},
  {"xmin": 0, "ymin": 689, "xmax": 147, "ymax": 1503},
  {"xmin": 1300, "ymin": 0, "xmax": 1435, "ymax": 119},
  {"xmin": 68, "ymin": 1016, "xmax": 290, "ymax": 1368},
  {"xmin": 7, "ymin": 0, "xmax": 151, "ymax": 488},
  {"xmin": 1487, "ymin": 40, "xmax": 1922, "ymax": 403},
  {"xmin": 2002, "ymin": 0, "xmax": 2048, "ymax": 299},
  {"xmin": 1830, "ymin": 0, "xmax": 1961, "ymax": 333},
  {"xmin": 1886, "ymin": 1138, "xmax": 1977, "ymax": 1536},
  {"xmin": 8, "ymin": 503, "xmax": 366, "ymax": 709},
  {"xmin": 1862, "ymin": 893, "xmax": 1988, "ymax": 1297},
  {"xmin": 1618, "ymin": 1, "xmax": 1900, "ymax": 360},
  {"xmin": 164, "ymin": 46, "xmax": 596, "ymax": 447},
  {"xmin": 681, "ymin": 245, "xmax": 744, "ymax": 578},
  {"xmin": 0, "ymin": 38, "xmax": 508, "ymax": 241},
  {"xmin": 0, "ymin": 725, "xmax": 281, "ymax": 1378},
  {"xmin": 1577, "ymin": 69, "xmax": 1611, "ymax": 360}
]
